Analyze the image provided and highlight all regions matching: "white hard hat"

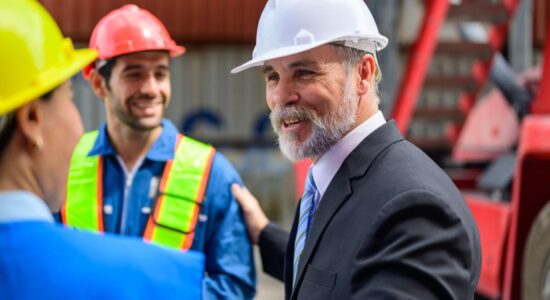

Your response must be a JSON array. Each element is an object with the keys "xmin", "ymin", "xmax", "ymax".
[{"xmin": 231, "ymin": 0, "xmax": 389, "ymax": 74}]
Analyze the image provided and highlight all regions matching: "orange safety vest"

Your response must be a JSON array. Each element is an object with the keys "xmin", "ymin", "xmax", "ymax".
[{"xmin": 61, "ymin": 131, "xmax": 215, "ymax": 250}]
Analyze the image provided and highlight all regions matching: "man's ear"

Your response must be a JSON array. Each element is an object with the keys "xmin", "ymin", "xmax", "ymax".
[
  {"xmin": 15, "ymin": 101, "xmax": 45, "ymax": 151},
  {"xmin": 88, "ymin": 68, "xmax": 108, "ymax": 99},
  {"xmin": 356, "ymin": 54, "xmax": 376, "ymax": 96}
]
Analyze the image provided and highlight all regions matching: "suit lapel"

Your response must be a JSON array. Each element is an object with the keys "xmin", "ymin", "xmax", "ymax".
[
  {"xmin": 284, "ymin": 200, "xmax": 300, "ymax": 298},
  {"xmin": 289, "ymin": 121, "xmax": 404, "ymax": 298}
]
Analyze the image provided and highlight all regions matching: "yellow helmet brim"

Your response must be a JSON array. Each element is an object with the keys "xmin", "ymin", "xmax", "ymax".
[{"xmin": 0, "ymin": 43, "xmax": 97, "ymax": 116}]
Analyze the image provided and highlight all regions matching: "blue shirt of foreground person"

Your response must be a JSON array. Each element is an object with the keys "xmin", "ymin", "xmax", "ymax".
[{"xmin": 0, "ymin": 191, "xmax": 204, "ymax": 300}]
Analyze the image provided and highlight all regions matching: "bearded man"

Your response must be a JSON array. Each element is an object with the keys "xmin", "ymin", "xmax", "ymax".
[{"xmin": 229, "ymin": 0, "xmax": 482, "ymax": 299}]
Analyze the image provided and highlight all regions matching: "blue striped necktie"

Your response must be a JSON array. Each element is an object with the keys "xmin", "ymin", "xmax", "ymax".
[{"xmin": 293, "ymin": 168, "xmax": 317, "ymax": 286}]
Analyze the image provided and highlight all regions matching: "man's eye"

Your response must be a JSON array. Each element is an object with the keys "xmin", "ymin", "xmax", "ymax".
[
  {"xmin": 125, "ymin": 73, "xmax": 142, "ymax": 80},
  {"xmin": 156, "ymin": 72, "xmax": 168, "ymax": 80},
  {"xmin": 296, "ymin": 69, "xmax": 314, "ymax": 78},
  {"xmin": 266, "ymin": 73, "xmax": 279, "ymax": 82}
]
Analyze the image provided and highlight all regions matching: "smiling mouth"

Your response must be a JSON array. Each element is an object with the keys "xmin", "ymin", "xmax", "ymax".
[
  {"xmin": 282, "ymin": 117, "xmax": 304, "ymax": 128},
  {"xmin": 131, "ymin": 99, "xmax": 162, "ymax": 108},
  {"xmin": 127, "ymin": 98, "xmax": 165, "ymax": 118}
]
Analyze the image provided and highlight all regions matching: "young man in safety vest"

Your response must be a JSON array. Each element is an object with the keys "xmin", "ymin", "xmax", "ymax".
[{"xmin": 60, "ymin": 5, "xmax": 255, "ymax": 299}]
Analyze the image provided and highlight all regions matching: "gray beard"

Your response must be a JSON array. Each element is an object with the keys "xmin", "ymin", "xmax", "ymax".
[{"xmin": 270, "ymin": 77, "xmax": 358, "ymax": 162}]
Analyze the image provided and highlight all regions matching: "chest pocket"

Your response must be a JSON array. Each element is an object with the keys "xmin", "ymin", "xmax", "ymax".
[
  {"xmin": 297, "ymin": 264, "xmax": 337, "ymax": 300},
  {"xmin": 304, "ymin": 264, "xmax": 336, "ymax": 289}
]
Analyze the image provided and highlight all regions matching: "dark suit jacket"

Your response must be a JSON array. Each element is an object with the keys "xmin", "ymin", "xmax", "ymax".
[{"xmin": 259, "ymin": 121, "xmax": 481, "ymax": 300}]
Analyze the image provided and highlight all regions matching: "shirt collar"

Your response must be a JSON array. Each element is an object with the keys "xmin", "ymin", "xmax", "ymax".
[
  {"xmin": 312, "ymin": 111, "xmax": 386, "ymax": 197},
  {"xmin": 0, "ymin": 191, "xmax": 54, "ymax": 224},
  {"xmin": 89, "ymin": 119, "xmax": 179, "ymax": 162}
]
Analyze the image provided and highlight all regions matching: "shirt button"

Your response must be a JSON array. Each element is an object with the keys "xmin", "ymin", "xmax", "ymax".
[
  {"xmin": 141, "ymin": 207, "xmax": 152, "ymax": 214},
  {"xmin": 104, "ymin": 205, "xmax": 113, "ymax": 215}
]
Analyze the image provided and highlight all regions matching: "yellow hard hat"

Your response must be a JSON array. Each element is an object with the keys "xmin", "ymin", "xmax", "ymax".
[{"xmin": 0, "ymin": 0, "xmax": 98, "ymax": 115}]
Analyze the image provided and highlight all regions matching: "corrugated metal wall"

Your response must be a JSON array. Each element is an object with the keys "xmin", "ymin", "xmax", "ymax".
[
  {"xmin": 40, "ymin": 0, "xmax": 266, "ymax": 43},
  {"xmin": 167, "ymin": 45, "xmax": 271, "ymax": 143}
]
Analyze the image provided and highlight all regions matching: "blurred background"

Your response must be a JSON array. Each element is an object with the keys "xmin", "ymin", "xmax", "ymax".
[{"xmin": 39, "ymin": 0, "xmax": 550, "ymax": 299}]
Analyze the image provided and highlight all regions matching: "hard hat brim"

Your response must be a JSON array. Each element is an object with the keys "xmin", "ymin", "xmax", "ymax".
[
  {"xmin": 96, "ymin": 45, "xmax": 186, "ymax": 61},
  {"xmin": 231, "ymin": 35, "xmax": 388, "ymax": 74},
  {"xmin": 83, "ymin": 45, "xmax": 184, "ymax": 79},
  {"xmin": 1, "ymin": 48, "xmax": 98, "ymax": 115}
]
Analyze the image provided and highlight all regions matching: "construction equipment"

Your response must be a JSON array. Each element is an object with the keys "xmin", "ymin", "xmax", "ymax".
[{"xmin": 390, "ymin": 0, "xmax": 550, "ymax": 299}]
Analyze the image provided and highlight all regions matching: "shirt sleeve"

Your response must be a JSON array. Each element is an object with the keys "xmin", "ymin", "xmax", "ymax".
[
  {"xmin": 258, "ymin": 222, "xmax": 289, "ymax": 281},
  {"xmin": 201, "ymin": 153, "xmax": 256, "ymax": 300}
]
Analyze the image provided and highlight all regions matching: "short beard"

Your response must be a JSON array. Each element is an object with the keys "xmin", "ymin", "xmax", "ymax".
[{"xmin": 270, "ymin": 76, "xmax": 358, "ymax": 161}]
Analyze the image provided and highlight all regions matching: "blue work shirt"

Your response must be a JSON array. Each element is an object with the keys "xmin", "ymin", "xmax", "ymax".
[{"xmin": 57, "ymin": 119, "xmax": 255, "ymax": 299}]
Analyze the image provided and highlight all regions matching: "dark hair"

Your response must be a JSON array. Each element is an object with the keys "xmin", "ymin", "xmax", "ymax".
[
  {"xmin": 332, "ymin": 44, "xmax": 369, "ymax": 72},
  {"xmin": 97, "ymin": 58, "xmax": 117, "ymax": 90},
  {"xmin": 41, "ymin": 89, "xmax": 55, "ymax": 101},
  {"xmin": 332, "ymin": 43, "xmax": 381, "ymax": 98},
  {"xmin": 0, "ymin": 89, "xmax": 56, "ymax": 157},
  {"xmin": 0, "ymin": 113, "xmax": 16, "ymax": 158}
]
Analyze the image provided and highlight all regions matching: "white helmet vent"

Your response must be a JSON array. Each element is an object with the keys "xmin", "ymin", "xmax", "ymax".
[{"xmin": 294, "ymin": 29, "xmax": 315, "ymax": 46}]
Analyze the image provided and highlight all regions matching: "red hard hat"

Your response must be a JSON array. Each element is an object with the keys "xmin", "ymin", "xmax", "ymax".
[{"xmin": 83, "ymin": 4, "xmax": 185, "ymax": 77}]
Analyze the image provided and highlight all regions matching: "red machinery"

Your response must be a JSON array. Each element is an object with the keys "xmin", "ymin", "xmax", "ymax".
[{"xmin": 390, "ymin": 1, "xmax": 550, "ymax": 299}]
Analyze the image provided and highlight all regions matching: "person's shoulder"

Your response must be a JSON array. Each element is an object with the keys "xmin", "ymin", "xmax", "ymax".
[
  {"xmin": 366, "ymin": 138, "xmax": 453, "ymax": 187},
  {"xmin": 203, "ymin": 151, "xmax": 242, "ymax": 211},
  {"xmin": 53, "ymin": 224, "xmax": 204, "ymax": 266},
  {"xmin": 176, "ymin": 135, "xmax": 239, "ymax": 180},
  {"xmin": 209, "ymin": 151, "xmax": 241, "ymax": 183},
  {"xmin": 31, "ymin": 224, "xmax": 204, "ymax": 298},
  {"xmin": 50, "ymin": 224, "xmax": 145, "ymax": 254}
]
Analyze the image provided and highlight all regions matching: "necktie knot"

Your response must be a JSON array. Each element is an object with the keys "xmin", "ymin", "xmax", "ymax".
[{"xmin": 303, "ymin": 169, "xmax": 317, "ymax": 197}]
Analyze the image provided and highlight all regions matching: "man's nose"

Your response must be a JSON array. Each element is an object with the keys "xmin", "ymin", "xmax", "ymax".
[
  {"xmin": 140, "ymin": 74, "xmax": 160, "ymax": 96},
  {"xmin": 271, "ymin": 79, "xmax": 299, "ymax": 107}
]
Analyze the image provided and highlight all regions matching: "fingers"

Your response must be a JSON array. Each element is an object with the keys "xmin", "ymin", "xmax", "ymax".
[
  {"xmin": 231, "ymin": 183, "xmax": 246, "ymax": 203},
  {"xmin": 232, "ymin": 184, "xmax": 258, "ymax": 211}
]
